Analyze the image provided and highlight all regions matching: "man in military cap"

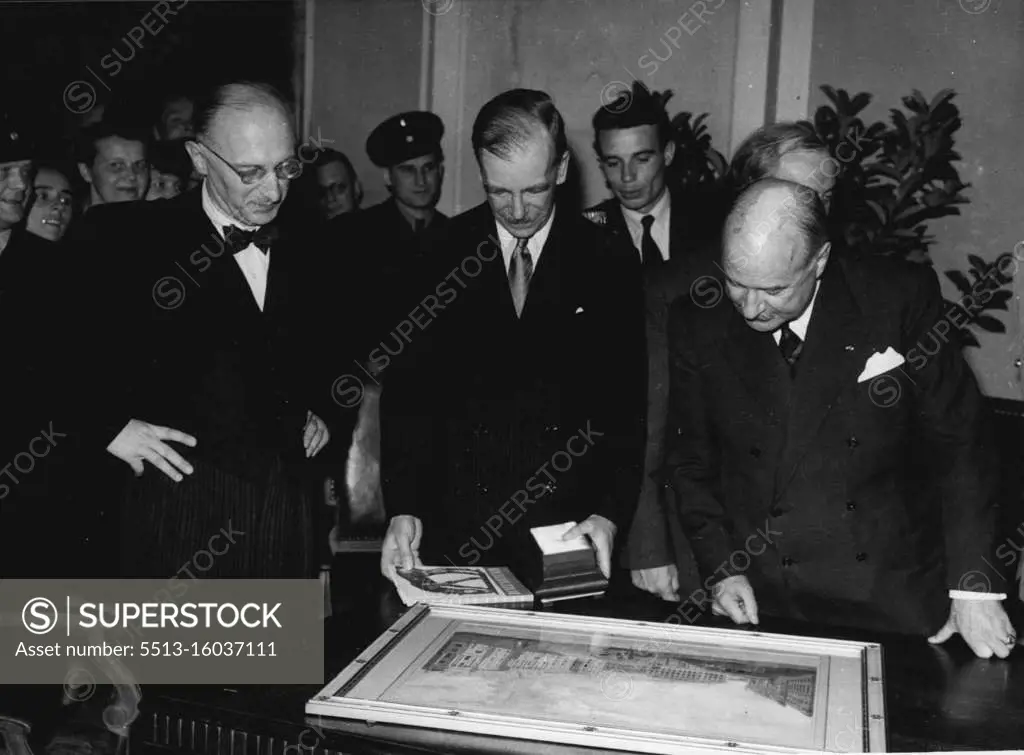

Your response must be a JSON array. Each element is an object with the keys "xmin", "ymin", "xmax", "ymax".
[
  {"xmin": 0, "ymin": 114, "xmax": 35, "ymax": 255},
  {"xmin": 323, "ymin": 112, "xmax": 451, "ymax": 533},
  {"xmin": 365, "ymin": 110, "xmax": 446, "ymax": 235},
  {"xmin": 328, "ymin": 111, "xmax": 449, "ymax": 360},
  {"xmin": 0, "ymin": 113, "xmax": 94, "ymax": 576}
]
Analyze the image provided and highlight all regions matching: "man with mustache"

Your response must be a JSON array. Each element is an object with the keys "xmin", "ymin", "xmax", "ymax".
[
  {"xmin": 77, "ymin": 118, "xmax": 150, "ymax": 209},
  {"xmin": 665, "ymin": 178, "xmax": 1014, "ymax": 658},
  {"xmin": 67, "ymin": 81, "xmax": 348, "ymax": 577},
  {"xmin": 379, "ymin": 89, "xmax": 646, "ymax": 583}
]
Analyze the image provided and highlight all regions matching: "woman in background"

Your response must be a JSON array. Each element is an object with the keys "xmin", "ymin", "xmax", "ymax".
[
  {"xmin": 25, "ymin": 162, "xmax": 76, "ymax": 243},
  {"xmin": 145, "ymin": 139, "xmax": 194, "ymax": 200}
]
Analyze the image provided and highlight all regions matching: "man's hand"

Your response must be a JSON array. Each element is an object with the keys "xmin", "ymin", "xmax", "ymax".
[
  {"xmin": 381, "ymin": 515, "xmax": 424, "ymax": 580},
  {"xmin": 631, "ymin": 564, "xmax": 680, "ymax": 601},
  {"xmin": 563, "ymin": 515, "xmax": 617, "ymax": 579},
  {"xmin": 106, "ymin": 419, "xmax": 196, "ymax": 482},
  {"xmin": 711, "ymin": 575, "xmax": 759, "ymax": 625},
  {"xmin": 929, "ymin": 599, "xmax": 1017, "ymax": 659},
  {"xmin": 303, "ymin": 410, "xmax": 330, "ymax": 457}
]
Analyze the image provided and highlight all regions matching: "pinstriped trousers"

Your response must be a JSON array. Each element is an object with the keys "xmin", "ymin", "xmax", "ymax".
[{"xmin": 118, "ymin": 456, "xmax": 315, "ymax": 579}]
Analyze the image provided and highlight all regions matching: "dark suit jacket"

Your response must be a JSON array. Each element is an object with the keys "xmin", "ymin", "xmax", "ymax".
[
  {"xmin": 65, "ymin": 189, "xmax": 350, "ymax": 487},
  {"xmin": 584, "ymin": 188, "xmax": 717, "ymax": 581},
  {"xmin": 380, "ymin": 202, "xmax": 646, "ymax": 575},
  {"xmin": 327, "ymin": 198, "xmax": 450, "ymax": 371},
  {"xmin": 665, "ymin": 253, "xmax": 1000, "ymax": 635},
  {"xmin": 0, "ymin": 228, "xmax": 61, "ymax": 458},
  {"xmin": 0, "ymin": 227, "xmax": 99, "ymax": 575}
]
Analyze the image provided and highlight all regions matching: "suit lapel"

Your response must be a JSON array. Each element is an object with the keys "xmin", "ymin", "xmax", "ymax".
[
  {"xmin": 168, "ymin": 191, "xmax": 258, "ymax": 321},
  {"xmin": 597, "ymin": 197, "xmax": 630, "ymax": 243},
  {"xmin": 521, "ymin": 213, "xmax": 565, "ymax": 323},
  {"xmin": 723, "ymin": 312, "xmax": 792, "ymax": 424},
  {"xmin": 263, "ymin": 248, "xmax": 287, "ymax": 322},
  {"xmin": 476, "ymin": 219, "xmax": 518, "ymax": 326},
  {"xmin": 263, "ymin": 224, "xmax": 300, "ymax": 323},
  {"xmin": 667, "ymin": 186, "xmax": 689, "ymax": 261},
  {"xmin": 773, "ymin": 262, "xmax": 867, "ymax": 496}
]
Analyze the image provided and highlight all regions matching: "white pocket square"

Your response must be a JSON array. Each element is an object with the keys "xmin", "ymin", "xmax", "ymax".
[
  {"xmin": 857, "ymin": 347, "xmax": 905, "ymax": 383},
  {"xmin": 574, "ymin": 306, "xmax": 584, "ymax": 314}
]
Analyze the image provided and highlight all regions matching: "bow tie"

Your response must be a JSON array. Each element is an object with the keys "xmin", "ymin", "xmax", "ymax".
[{"xmin": 223, "ymin": 224, "xmax": 279, "ymax": 255}]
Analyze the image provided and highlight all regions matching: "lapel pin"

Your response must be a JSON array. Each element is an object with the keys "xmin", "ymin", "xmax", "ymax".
[{"xmin": 844, "ymin": 345, "xmax": 854, "ymax": 351}]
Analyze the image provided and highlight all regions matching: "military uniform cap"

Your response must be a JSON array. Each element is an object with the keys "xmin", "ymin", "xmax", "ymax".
[
  {"xmin": 0, "ymin": 111, "xmax": 33, "ymax": 164},
  {"xmin": 366, "ymin": 111, "xmax": 444, "ymax": 168}
]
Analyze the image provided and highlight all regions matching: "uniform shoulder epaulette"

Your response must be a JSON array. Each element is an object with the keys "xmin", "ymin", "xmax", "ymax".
[{"xmin": 582, "ymin": 208, "xmax": 608, "ymax": 226}]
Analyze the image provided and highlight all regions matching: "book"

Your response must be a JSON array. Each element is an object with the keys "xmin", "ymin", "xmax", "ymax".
[
  {"xmin": 530, "ymin": 521, "xmax": 590, "ymax": 555},
  {"xmin": 392, "ymin": 565, "xmax": 534, "ymax": 607},
  {"xmin": 528, "ymin": 522, "xmax": 609, "ymax": 604}
]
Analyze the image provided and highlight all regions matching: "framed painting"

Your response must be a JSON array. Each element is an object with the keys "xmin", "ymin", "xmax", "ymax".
[{"xmin": 306, "ymin": 605, "xmax": 885, "ymax": 754}]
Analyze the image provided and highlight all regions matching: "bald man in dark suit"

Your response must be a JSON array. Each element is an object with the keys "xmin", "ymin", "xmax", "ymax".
[{"xmin": 666, "ymin": 178, "xmax": 1015, "ymax": 658}]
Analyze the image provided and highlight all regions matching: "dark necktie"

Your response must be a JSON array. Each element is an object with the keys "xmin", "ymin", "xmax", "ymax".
[
  {"xmin": 777, "ymin": 322, "xmax": 804, "ymax": 372},
  {"xmin": 414, "ymin": 218, "xmax": 426, "ymax": 235},
  {"xmin": 223, "ymin": 224, "xmax": 278, "ymax": 255},
  {"xmin": 640, "ymin": 214, "xmax": 662, "ymax": 267},
  {"xmin": 508, "ymin": 236, "xmax": 533, "ymax": 318}
]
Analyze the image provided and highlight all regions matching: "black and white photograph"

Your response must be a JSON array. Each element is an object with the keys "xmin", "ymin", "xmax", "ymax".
[{"xmin": 0, "ymin": 0, "xmax": 1022, "ymax": 753}]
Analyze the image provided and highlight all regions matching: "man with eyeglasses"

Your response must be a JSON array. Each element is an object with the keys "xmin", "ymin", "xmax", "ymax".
[
  {"xmin": 313, "ymin": 148, "xmax": 361, "ymax": 221},
  {"xmin": 65, "ymin": 81, "xmax": 353, "ymax": 579}
]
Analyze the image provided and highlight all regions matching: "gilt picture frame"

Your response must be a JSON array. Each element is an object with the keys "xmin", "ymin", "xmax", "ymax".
[{"xmin": 306, "ymin": 604, "xmax": 886, "ymax": 754}]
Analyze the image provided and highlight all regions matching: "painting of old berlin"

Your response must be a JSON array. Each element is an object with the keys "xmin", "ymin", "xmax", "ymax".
[{"xmin": 383, "ymin": 629, "xmax": 820, "ymax": 749}]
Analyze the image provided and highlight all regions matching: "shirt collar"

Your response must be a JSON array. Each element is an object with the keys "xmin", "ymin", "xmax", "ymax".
[
  {"xmin": 787, "ymin": 278, "xmax": 821, "ymax": 340},
  {"xmin": 496, "ymin": 206, "xmax": 557, "ymax": 264},
  {"xmin": 201, "ymin": 180, "xmax": 258, "ymax": 237},
  {"xmin": 620, "ymin": 186, "xmax": 670, "ymax": 228}
]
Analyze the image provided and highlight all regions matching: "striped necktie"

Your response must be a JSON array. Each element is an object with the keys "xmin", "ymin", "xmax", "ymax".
[{"xmin": 508, "ymin": 236, "xmax": 533, "ymax": 318}]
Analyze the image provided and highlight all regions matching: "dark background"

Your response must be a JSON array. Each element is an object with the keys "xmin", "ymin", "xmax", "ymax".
[{"xmin": 3, "ymin": 0, "xmax": 297, "ymax": 151}]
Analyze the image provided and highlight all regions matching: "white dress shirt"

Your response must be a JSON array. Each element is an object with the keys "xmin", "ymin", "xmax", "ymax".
[
  {"xmin": 772, "ymin": 279, "xmax": 820, "ymax": 345},
  {"xmin": 772, "ymin": 278, "xmax": 1004, "ymax": 601},
  {"xmin": 201, "ymin": 181, "xmax": 271, "ymax": 311},
  {"xmin": 621, "ymin": 189, "xmax": 671, "ymax": 263},
  {"xmin": 496, "ymin": 207, "xmax": 557, "ymax": 275}
]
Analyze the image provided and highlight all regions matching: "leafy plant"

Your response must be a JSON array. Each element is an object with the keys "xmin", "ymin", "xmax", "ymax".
[
  {"xmin": 662, "ymin": 103, "xmax": 729, "ymax": 236},
  {"xmin": 810, "ymin": 85, "xmax": 1013, "ymax": 347},
  {"xmin": 668, "ymin": 110, "xmax": 728, "ymax": 191},
  {"xmin": 943, "ymin": 252, "xmax": 1016, "ymax": 347}
]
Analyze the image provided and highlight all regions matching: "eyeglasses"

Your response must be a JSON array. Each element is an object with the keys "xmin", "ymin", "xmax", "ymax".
[{"xmin": 197, "ymin": 140, "xmax": 302, "ymax": 185}]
